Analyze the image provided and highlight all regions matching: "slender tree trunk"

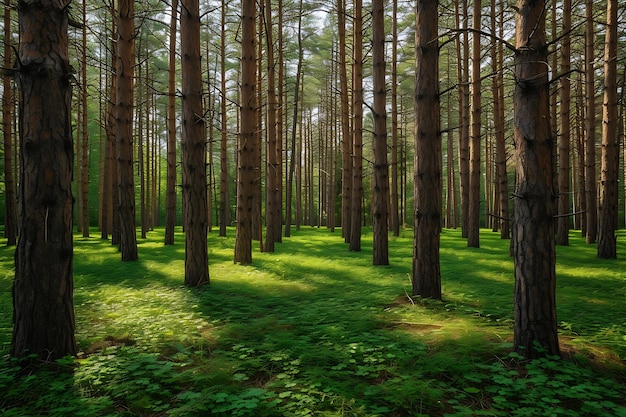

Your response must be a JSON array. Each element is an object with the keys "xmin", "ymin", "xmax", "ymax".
[
  {"xmin": 389, "ymin": 0, "xmax": 400, "ymax": 237},
  {"xmin": 372, "ymin": 0, "xmax": 389, "ymax": 265},
  {"xmin": 180, "ymin": 0, "xmax": 209, "ymax": 284},
  {"xmin": 556, "ymin": 0, "xmax": 571, "ymax": 246},
  {"xmin": 2, "ymin": 3, "xmax": 16, "ymax": 246},
  {"xmin": 584, "ymin": 0, "xmax": 596, "ymax": 244},
  {"xmin": 115, "ymin": 0, "xmax": 138, "ymax": 261},
  {"xmin": 413, "ymin": 0, "xmax": 442, "ymax": 300},
  {"xmin": 235, "ymin": 0, "xmax": 257, "ymax": 262},
  {"xmin": 597, "ymin": 0, "xmax": 618, "ymax": 259},
  {"xmin": 467, "ymin": 0, "xmax": 482, "ymax": 248},
  {"xmin": 338, "ymin": 0, "xmax": 351, "ymax": 242},
  {"xmin": 264, "ymin": 0, "xmax": 279, "ymax": 252},
  {"xmin": 12, "ymin": 0, "xmax": 76, "ymax": 359},
  {"xmin": 80, "ymin": 0, "xmax": 89, "ymax": 237},
  {"xmin": 457, "ymin": 0, "xmax": 470, "ymax": 238},
  {"xmin": 165, "ymin": 0, "xmax": 178, "ymax": 245},
  {"xmin": 349, "ymin": 0, "xmax": 363, "ymax": 252},
  {"xmin": 512, "ymin": 0, "xmax": 559, "ymax": 359}
]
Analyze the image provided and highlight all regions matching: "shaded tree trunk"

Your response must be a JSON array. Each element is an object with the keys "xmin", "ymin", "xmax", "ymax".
[
  {"xmin": 235, "ymin": 0, "xmax": 257, "ymax": 263},
  {"xmin": 512, "ymin": 0, "xmax": 559, "ymax": 359},
  {"xmin": 338, "ymin": 0, "xmax": 351, "ymax": 242},
  {"xmin": 349, "ymin": 0, "xmax": 363, "ymax": 252},
  {"xmin": 2, "ymin": 3, "xmax": 16, "ymax": 246},
  {"xmin": 390, "ymin": 0, "xmax": 400, "ymax": 237},
  {"xmin": 372, "ymin": 0, "xmax": 389, "ymax": 265},
  {"xmin": 219, "ymin": 0, "xmax": 229, "ymax": 237},
  {"xmin": 80, "ymin": 0, "xmax": 89, "ymax": 237},
  {"xmin": 412, "ymin": 0, "xmax": 442, "ymax": 300},
  {"xmin": 115, "ymin": 0, "xmax": 138, "ymax": 261},
  {"xmin": 12, "ymin": 0, "xmax": 76, "ymax": 360},
  {"xmin": 181, "ymin": 0, "xmax": 209, "ymax": 285},
  {"xmin": 597, "ymin": 0, "xmax": 618, "ymax": 259}
]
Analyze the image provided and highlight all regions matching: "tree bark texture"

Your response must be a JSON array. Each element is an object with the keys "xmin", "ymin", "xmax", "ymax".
[
  {"xmin": 235, "ymin": 0, "xmax": 257, "ymax": 263},
  {"xmin": 165, "ymin": 0, "xmax": 178, "ymax": 245},
  {"xmin": 583, "ymin": 0, "xmax": 596, "ymax": 244},
  {"xmin": 512, "ymin": 0, "xmax": 560, "ymax": 358},
  {"xmin": 219, "ymin": 0, "xmax": 230, "ymax": 237},
  {"xmin": 181, "ymin": 0, "xmax": 209, "ymax": 285},
  {"xmin": 349, "ymin": 0, "xmax": 363, "ymax": 252},
  {"xmin": 2, "ymin": 3, "xmax": 16, "ymax": 246},
  {"xmin": 371, "ymin": 0, "xmax": 389, "ymax": 266},
  {"xmin": 115, "ymin": 0, "xmax": 138, "ymax": 261},
  {"xmin": 412, "ymin": 0, "xmax": 442, "ymax": 300},
  {"xmin": 12, "ymin": 0, "xmax": 77, "ymax": 360},
  {"xmin": 337, "ymin": 0, "xmax": 351, "ymax": 242},
  {"xmin": 597, "ymin": 0, "xmax": 618, "ymax": 259}
]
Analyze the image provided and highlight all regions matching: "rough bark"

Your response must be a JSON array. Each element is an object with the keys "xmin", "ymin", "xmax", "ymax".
[
  {"xmin": 165, "ymin": 0, "xmax": 178, "ymax": 245},
  {"xmin": 12, "ymin": 0, "xmax": 76, "ymax": 360},
  {"xmin": 235, "ymin": 0, "xmax": 257, "ymax": 263},
  {"xmin": 338, "ymin": 0, "xmax": 351, "ymax": 242},
  {"xmin": 597, "ymin": 0, "xmax": 618, "ymax": 259},
  {"xmin": 412, "ymin": 0, "xmax": 442, "ymax": 300},
  {"xmin": 219, "ymin": 0, "xmax": 229, "ymax": 237},
  {"xmin": 512, "ymin": 0, "xmax": 560, "ymax": 359},
  {"xmin": 390, "ymin": 0, "xmax": 400, "ymax": 237},
  {"xmin": 372, "ymin": 0, "xmax": 389, "ymax": 265},
  {"xmin": 2, "ymin": 3, "xmax": 16, "ymax": 246},
  {"xmin": 180, "ymin": 0, "xmax": 209, "ymax": 285},
  {"xmin": 115, "ymin": 0, "xmax": 138, "ymax": 261},
  {"xmin": 349, "ymin": 0, "xmax": 363, "ymax": 252},
  {"xmin": 584, "ymin": 0, "xmax": 596, "ymax": 244}
]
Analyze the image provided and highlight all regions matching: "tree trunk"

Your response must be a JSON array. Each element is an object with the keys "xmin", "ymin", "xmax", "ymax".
[
  {"xmin": 597, "ymin": 0, "xmax": 618, "ymax": 259},
  {"xmin": 180, "ymin": 0, "xmax": 209, "ymax": 284},
  {"xmin": 165, "ymin": 0, "xmax": 178, "ymax": 245},
  {"xmin": 235, "ymin": 0, "xmax": 257, "ymax": 263},
  {"xmin": 338, "ymin": 0, "xmax": 351, "ymax": 242},
  {"xmin": 467, "ymin": 0, "xmax": 482, "ymax": 248},
  {"xmin": 556, "ymin": 0, "xmax": 571, "ymax": 246},
  {"xmin": 412, "ymin": 0, "xmax": 442, "ymax": 300},
  {"xmin": 512, "ymin": 0, "xmax": 559, "ymax": 359},
  {"xmin": 457, "ymin": 0, "xmax": 470, "ymax": 238},
  {"xmin": 349, "ymin": 0, "xmax": 363, "ymax": 252},
  {"xmin": 389, "ymin": 0, "xmax": 400, "ymax": 237},
  {"xmin": 115, "ymin": 0, "xmax": 138, "ymax": 261},
  {"xmin": 372, "ymin": 0, "xmax": 389, "ymax": 265},
  {"xmin": 219, "ymin": 0, "xmax": 230, "ymax": 238},
  {"xmin": 12, "ymin": 0, "xmax": 76, "ymax": 360},
  {"xmin": 584, "ymin": 0, "xmax": 596, "ymax": 244},
  {"xmin": 80, "ymin": 0, "xmax": 89, "ymax": 237},
  {"xmin": 2, "ymin": 3, "xmax": 16, "ymax": 246}
]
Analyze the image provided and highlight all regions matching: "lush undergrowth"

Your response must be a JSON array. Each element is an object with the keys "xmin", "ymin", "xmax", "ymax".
[{"xmin": 1, "ymin": 227, "xmax": 625, "ymax": 416}]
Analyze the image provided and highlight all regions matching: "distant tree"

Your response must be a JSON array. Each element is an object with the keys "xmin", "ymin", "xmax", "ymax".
[
  {"xmin": 12, "ymin": 0, "xmax": 76, "ymax": 359},
  {"xmin": 371, "ymin": 0, "xmax": 389, "ymax": 265},
  {"xmin": 235, "ymin": 0, "xmax": 257, "ymax": 263},
  {"xmin": 115, "ymin": 0, "xmax": 138, "ymax": 261},
  {"xmin": 2, "ymin": 3, "xmax": 16, "ymax": 246},
  {"xmin": 165, "ymin": 0, "xmax": 178, "ymax": 246},
  {"xmin": 412, "ymin": 0, "xmax": 442, "ymax": 299},
  {"xmin": 349, "ymin": 0, "xmax": 363, "ymax": 252},
  {"xmin": 181, "ymin": 0, "xmax": 209, "ymax": 285},
  {"xmin": 512, "ymin": 0, "xmax": 560, "ymax": 359},
  {"xmin": 583, "ymin": 0, "xmax": 597, "ymax": 244},
  {"xmin": 597, "ymin": 0, "xmax": 618, "ymax": 259}
]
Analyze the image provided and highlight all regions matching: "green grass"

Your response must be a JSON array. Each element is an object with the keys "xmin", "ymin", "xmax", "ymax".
[{"xmin": 1, "ymin": 227, "xmax": 625, "ymax": 416}]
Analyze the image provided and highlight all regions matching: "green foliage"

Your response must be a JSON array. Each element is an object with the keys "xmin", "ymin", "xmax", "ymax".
[{"xmin": 1, "ymin": 227, "xmax": 625, "ymax": 416}]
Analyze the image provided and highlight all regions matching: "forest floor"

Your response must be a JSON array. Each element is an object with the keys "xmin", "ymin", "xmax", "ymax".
[{"xmin": 1, "ymin": 226, "xmax": 625, "ymax": 416}]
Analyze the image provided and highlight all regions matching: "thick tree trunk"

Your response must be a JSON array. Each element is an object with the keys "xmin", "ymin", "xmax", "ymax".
[
  {"xmin": 12, "ymin": 0, "xmax": 76, "ymax": 360},
  {"xmin": 235, "ymin": 0, "xmax": 257, "ymax": 263},
  {"xmin": 597, "ymin": 0, "xmax": 618, "ymax": 259},
  {"xmin": 165, "ymin": 0, "xmax": 178, "ymax": 245},
  {"xmin": 372, "ymin": 0, "xmax": 389, "ymax": 265},
  {"xmin": 512, "ymin": 0, "xmax": 559, "ymax": 359},
  {"xmin": 2, "ymin": 3, "xmax": 16, "ymax": 246},
  {"xmin": 181, "ymin": 0, "xmax": 209, "ymax": 285},
  {"xmin": 412, "ymin": 0, "xmax": 442, "ymax": 300},
  {"xmin": 115, "ymin": 0, "xmax": 138, "ymax": 261}
]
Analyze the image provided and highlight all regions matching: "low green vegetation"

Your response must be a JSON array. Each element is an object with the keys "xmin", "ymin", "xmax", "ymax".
[{"xmin": 1, "ymin": 227, "xmax": 625, "ymax": 416}]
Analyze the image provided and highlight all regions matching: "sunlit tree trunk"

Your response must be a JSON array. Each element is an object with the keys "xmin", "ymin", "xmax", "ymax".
[
  {"xmin": 512, "ymin": 0, "xmax": 559, "ymax": 359},
  {"xmin": 338, "ymin": 0, "xmax": 351, "ymax": 242},
  {"xmin": 556, "ymin": 0, "xmax": 571, "ymax": 246},
  {"xmin": 235, "ymin": 0, "xmax": 257, "ymax": 262},
  {"xmin": 12, "ymin": 0, "xmax": 76, "ymax": 360},
  {"xmin": 165, "ymin": 0, "xmax": 178, "ymax": 245},
  {"xmin": 115, "ymin": 0, "xmax": 138, "ymax": 261},
  {"xmin": 2, "ymin": 3, "xmax": 16, "ymax": 246},
  {"xmin": 372, "ymin": 0, "xmax": 389, "ymax": 265},
  {"xmin": 413, "ymin": 0, "xmax": 442, "ymax": 300},
  {"xmin": 597, "ymin": 0, "xmax": 618, "ymax": 259},
  {"xmin": 180, "ymin": 0, "xmax": 209, "ymax": 284},
  {"xmin": 349, "ymin": 0, "xmax": 363, "ymax": 252}
]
